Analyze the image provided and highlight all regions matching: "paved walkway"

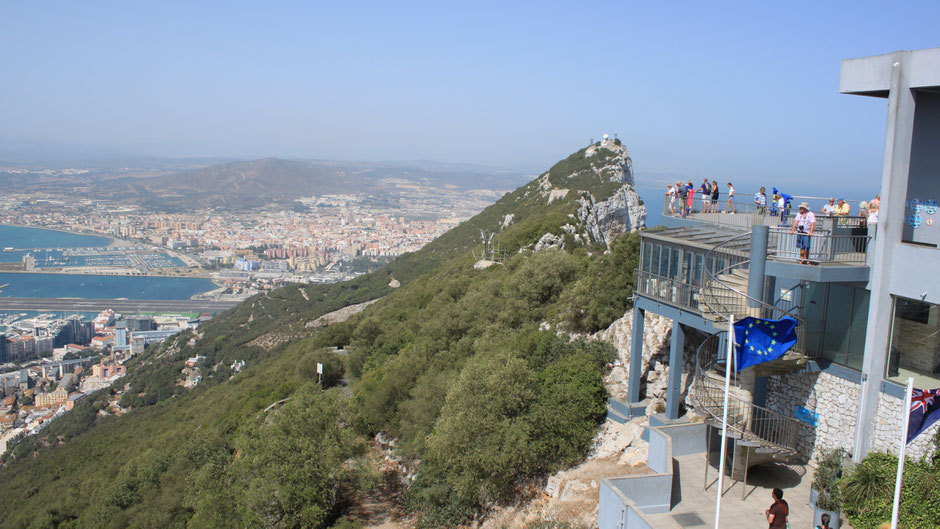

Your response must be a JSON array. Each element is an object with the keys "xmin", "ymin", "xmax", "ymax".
[{"xmin": 644, "ymin": 453, "xmax": 827, "ymax": 528}]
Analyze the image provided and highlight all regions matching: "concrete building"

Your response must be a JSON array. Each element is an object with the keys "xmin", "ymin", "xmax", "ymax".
[
  {"xmin": 35, "ymin": 387, "xmax": 68, "ymax": 407},
  {"xmin": 600, "ymin": 47, "xmax": 940, "ymax": 528}
]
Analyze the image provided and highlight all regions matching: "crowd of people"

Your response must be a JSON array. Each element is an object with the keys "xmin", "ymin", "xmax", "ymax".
[
  {"xmin": 665, "ymin": 181, "xmax": 881, "ymax": 265},
  {"xmin": 665, "ymin": 181, "xmax": 881, "ymax": 228},
  {"xmin": 665, "ymin": 179, "xmax": 736, "ymax": 217}
]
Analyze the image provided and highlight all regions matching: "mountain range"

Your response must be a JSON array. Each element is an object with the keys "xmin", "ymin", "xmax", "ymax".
[{"xmin": 0, "ymin": 156, "xmax": 531, "ymax": 210}]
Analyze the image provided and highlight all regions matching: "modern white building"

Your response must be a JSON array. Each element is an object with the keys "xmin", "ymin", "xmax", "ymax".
[{"xmin": 599, "ymin": 47, "xmax": 940, "ymax": 528}]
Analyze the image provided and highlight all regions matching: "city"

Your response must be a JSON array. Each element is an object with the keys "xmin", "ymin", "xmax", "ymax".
[
  {"xmin": 0, "ymin": 181, "xmax": 507, "ymax": 295},
  {"xmin": 0, "ymin": 309, "xmax": 210, "ymax": 456}
]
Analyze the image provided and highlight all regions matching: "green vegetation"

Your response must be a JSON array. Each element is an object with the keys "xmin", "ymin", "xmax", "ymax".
[
  {"xmin": 0, "ymin": 145, "xmax": 641, "ymax": 529},
  {"xmin": 837, "ymin": 433, "xmax": 940, "ymax": 528},
  {"xmin": 812, "ymin": 447, "xmax": 844, "ymax": 512}
]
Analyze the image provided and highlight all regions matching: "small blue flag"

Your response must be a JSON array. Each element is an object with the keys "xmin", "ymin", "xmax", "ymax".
[
  {"xmin": 733, "ymin": 316, "xmax": 799, "ymax": 371},
  {"xmin": 907, "ymin": 388, "xmax": 940, "ymax": 443}
]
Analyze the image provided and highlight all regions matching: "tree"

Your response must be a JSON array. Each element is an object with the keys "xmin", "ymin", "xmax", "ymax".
[
  {"xmin": 228, "ymin": 385, "xmax": 362, "ymax": 529},
  {"xmin": 425, "ymin": 352, "xmax": 538, "ymax": 506}
]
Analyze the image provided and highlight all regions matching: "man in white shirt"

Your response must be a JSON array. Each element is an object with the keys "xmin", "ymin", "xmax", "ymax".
[
  {"xmin": 665, "ymin": 184, "xmax": 677, "ymax": 215},
  {"xmin": 754, "ymin": 187, "xmax": 767, "ymax": 215},
  {"xmin": 789, "ymin": 202, "xmax": 816, "ymax": 264}
]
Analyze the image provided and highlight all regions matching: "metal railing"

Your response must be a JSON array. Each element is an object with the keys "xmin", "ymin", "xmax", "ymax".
[
  {"xmin": 662, "ymin": 195, "xmax": 873, "ymax": 264},
  {"xmin": 692, "ymin": 331, "xmax": 801, "ymax": 454},
  {"xmin": 700, "ymin": 231, "xmax": 810, "ymax": 356},
  {"xmin": 767, "ymin": 227, "xmax": 870, "ymax": 264},
  {"xmin": 662, "ymin": 193, "xmax": 869, "ymax": 220},
  {"xmin": 635, "ymin": 269, "xmax": 700, "ymax": 311}
]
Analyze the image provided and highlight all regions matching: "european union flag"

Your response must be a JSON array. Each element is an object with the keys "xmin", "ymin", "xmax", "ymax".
[{"xmin": 733, "ymin": 316, "xmax": 799, "ymax": 371}]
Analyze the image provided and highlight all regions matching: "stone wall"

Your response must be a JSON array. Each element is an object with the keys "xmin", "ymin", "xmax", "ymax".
[
  {"xmin": 765, "ymin": 370, "xmax": 940, "ymax": 462},
  {"xmin": 765, "ymin": 371, "xmax": 860, "ymax": 462}
]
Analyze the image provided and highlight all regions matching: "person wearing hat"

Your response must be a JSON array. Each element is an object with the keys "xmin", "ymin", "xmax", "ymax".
[
  {"xmin": 790, "ymin": 202, "xmax": 816, "ymax": 264},
  {"xmin": 834, "ymin": 198, "xmax": 850, "ymax": 216},
  {"xmin": 821, "ymin": 197, "xmax": 837, "ymax": 216}
]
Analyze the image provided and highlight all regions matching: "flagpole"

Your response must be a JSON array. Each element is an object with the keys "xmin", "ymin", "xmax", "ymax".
[
  {"xmin": 714, "ymin": 315, "xmax": 735, "ymax": 529},
  {"xmin": 890, "ymin": 377, "xmax": 914, "ymax": 529}
]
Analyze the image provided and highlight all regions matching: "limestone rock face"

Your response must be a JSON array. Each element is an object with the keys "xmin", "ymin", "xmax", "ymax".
[
  {"xmin": 576, "ymin": 142, "xmax": 647, "ymax": 246},
  {"xmin": 533, "ymin": 233, "xmax": 565, "ymax": 252}
]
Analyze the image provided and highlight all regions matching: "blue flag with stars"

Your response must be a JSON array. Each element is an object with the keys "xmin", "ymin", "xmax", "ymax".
[{"xmin": 733, "ymin": 316, "xmax": 799, "ymax": 371}]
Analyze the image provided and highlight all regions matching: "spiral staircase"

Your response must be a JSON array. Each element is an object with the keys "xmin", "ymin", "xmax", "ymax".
[{"xmin": 690, "ymin": 230, "xmax": 808, "ymax": 478}]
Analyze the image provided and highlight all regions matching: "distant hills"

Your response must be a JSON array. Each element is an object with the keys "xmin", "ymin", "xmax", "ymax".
[
  {"xmin": 114, "ymin": 158, "xmax": 358, "ymax": 209},
  {"xmin": 0, "ymin": 156, "xmax": 531, "ymax": 210}
]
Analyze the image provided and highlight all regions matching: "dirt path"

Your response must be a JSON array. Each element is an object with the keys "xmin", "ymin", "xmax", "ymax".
[{"xmin": 344, "ymin": 450, "xmax": 410, "ymax": 529}]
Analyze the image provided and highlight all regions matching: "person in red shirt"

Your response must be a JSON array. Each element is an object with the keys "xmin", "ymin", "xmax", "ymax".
[{"xmin": 766, "ymin": 488, "xmax": 789, "ymax": 529}]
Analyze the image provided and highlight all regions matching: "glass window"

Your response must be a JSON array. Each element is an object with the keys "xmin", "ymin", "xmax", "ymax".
[
  {"xmin": 694, "ymin": 254, "xmax": 704, "ymax": 283},
  {"xmin": 669, "ymin": 248, "xmax": 680, "ymax": 279},
  {"xmin": 650, "ymin": 244, "xmax": 660, "ymax": 277},
  {"xmin": 799, "ymin": 281, "xmax": 869, "ymax": 370},
  {"xmin": 822, "ymin": 284, "xmax": 853, "ymax": 365},
  {"xmin": 643, "ymin": 242, "xmax": 652, "ymax": 272},
  {"xmin": 846, "ymin": 290, "xmax": 870, "ymax": 370},
  {"xmin": 659, "ymin": 246, "xmax": 670, "ymax": 277},
  {"xmin": 886, "ymin": 297, "xmax": 940, "ymax": 388},
  {"xmin": 682, "ymin": 252, "xmax": 692, "ymax": 283},
  {"xmin": 800, "ymin": 281, "xmax": 827, "ymax": 356}
]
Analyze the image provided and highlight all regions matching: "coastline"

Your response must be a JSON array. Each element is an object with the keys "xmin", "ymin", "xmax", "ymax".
[
  {"xmin": 1, "ymin": 223, "xmax": 206, "ymax": 277},
  {"xmin": 1, "ymin": 223, "xmax": 125, "ymax": 247}
]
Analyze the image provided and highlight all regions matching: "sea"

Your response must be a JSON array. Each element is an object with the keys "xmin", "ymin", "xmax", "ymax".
[{"xmin": 0, "ymin": 225, "xmax": 215, "ymax": 300}]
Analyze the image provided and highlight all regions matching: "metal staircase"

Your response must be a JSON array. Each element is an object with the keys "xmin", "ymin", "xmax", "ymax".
[{"xmin": 690, "ymin": 230, "xmax": 808, "ymax": 474}]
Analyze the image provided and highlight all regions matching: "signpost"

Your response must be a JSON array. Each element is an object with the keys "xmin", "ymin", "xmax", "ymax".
[{"xmin": 316, "ymin": 362, "xmax": 323, "ymax": 385}]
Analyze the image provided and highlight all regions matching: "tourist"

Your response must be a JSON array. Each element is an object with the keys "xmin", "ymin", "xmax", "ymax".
[
  {"xmin": 866, "ymin": 202, "xmax": 879, "ymax": 244},
  {"xmin": 754, "ymin": 187, "xmax": 767, "ymax": 215},
  {"xmin": 816, "ymin": 512, "xmax": 832, "ymax": 529},
  {"xmin": 687, "ymin": 180, "xmax": 695, "ymax": 215},
  {"xmin": 835, "ymin": 198, "xmax": 850, "ymax": 216},
  {"xmin": 765, "ymin": 488, "xmax": 789, "ymax": 529},
  {"xmin": 665, "ymin": 184, "xmax": 677, "ymax": 215},
  {"xmin": 711, "ymin": 180, "xmax": 719, "ymax": 213},
  {"xmin": 677, "ymin": 181, "xmax": 689, "ymax": 218},
  {"xmin": 790, "ymin": 202, "xmax": 816, "ymax": 264},
  {"xmin": 770, "ymin": 188, "xmax": 782, "ymax": 217},
  {"xmin": 725, "ymin": 182, "xmax": 735, "ymax": 213},
  {"xmin": 700, "ymin": 179, "xmax": 712, "ymax": 213},
  {"xmin": 870, "ymin": 193, "xmax": 881, "ymax": 211},
  {"xmin": 821, "ymin": 197, "xmax": 837, "ymax": 216}
]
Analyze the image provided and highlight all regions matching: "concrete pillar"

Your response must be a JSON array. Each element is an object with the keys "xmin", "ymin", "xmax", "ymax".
[
  {"xmin": 628, "ymin": 307, "xmax": 646, "ymax": 403},
  {"xmin": 748, "ymin": 225, "xmax": 769, "ymax": 310},
  {"xmin": 666, "ymin": 320, "xmax": 685, "ymax": 420},
  {"xmin": 854, "ymin": 52, "xmax": 916, "ymax": 462}
]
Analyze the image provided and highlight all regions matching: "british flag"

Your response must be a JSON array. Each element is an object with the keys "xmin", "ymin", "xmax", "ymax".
[{"xmin": 907, "ymin": 388, "xmax": 940, "ymax": 444}]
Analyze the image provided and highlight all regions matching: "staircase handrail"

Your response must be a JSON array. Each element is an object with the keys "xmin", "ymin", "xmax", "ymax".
[
  {"xmin": 692, "ymin": 332, "xmax": 801, "ymax": 454},
  {"xmin": 700, "ymin": 231, "xmax": 805, "ymax": 327}
]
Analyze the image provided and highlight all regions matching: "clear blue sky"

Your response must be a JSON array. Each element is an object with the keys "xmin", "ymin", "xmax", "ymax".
[{"xmin": 1, "ymin": 1, "xmax": 938, "ymax": 195}]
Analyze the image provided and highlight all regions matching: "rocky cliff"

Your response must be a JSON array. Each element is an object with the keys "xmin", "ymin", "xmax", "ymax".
[
  {"xmin": 575, "ymin": 140, "xmax": 646, "ymax": 246},
  {"xmin": 533, "ymin": 138, "xmax": 647, "ymax": 249}
]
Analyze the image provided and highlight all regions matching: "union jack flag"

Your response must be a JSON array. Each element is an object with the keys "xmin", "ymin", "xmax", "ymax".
[{"xmin": 907, "ymin": 388, "xmax": 940, "ymax": 444}]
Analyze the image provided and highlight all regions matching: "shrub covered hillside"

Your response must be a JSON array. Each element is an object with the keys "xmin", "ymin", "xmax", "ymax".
[{"xmin": 0, "ymin": 141, "xmax": 645, "ymax": 529}]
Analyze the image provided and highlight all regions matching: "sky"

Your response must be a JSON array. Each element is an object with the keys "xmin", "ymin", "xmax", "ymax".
[{"xmin": 1, "ymin": 1, "xmax": 938, "ymax": 197}]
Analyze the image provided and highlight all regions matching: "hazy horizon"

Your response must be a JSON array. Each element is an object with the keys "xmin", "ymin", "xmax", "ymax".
[{"xmin": 3, "ymin": 2, "xmax": 939, "ymax": 193}]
